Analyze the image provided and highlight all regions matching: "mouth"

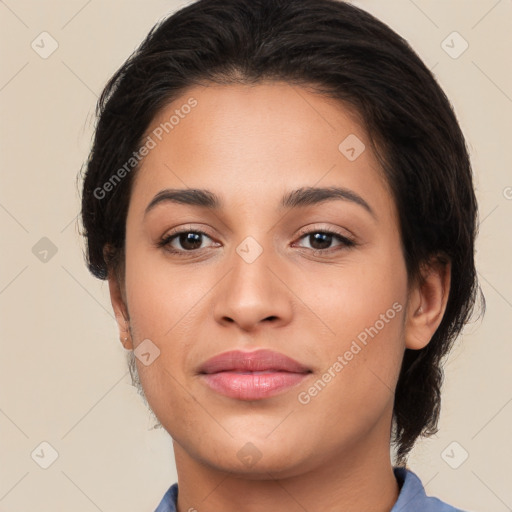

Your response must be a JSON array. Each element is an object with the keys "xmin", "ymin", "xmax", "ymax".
[
  {"xmin": 198, "ymin": 349, "xmax": 312, "ymax": 400},
  {"xmin": 225, "ymin": 370, "xmax": 282, "ymax": 374},
  {"xmin": 200, "ymin": 370, "xmax": 311, "ymax": 400}
]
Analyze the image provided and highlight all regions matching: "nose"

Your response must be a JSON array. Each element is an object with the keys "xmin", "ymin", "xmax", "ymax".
[{"xmin": 212, "ymin": 239, "xmax": 294, "ymax": 333}]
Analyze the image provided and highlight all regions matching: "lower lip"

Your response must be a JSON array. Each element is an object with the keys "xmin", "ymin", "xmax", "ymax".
[{"xmin": 200, "ymin": 371, "xmax": 310, "ymax": 400}]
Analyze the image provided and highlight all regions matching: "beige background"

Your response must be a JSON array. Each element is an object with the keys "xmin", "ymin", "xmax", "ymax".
[{"xmin": 0, "ymin": 1, "xmax": 511, "ymax": 511}]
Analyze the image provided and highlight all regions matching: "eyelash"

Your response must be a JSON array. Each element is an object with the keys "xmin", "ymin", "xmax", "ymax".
[{"xmin": 156, "ymin": 226, "xmax": 357, "ymax": 257}]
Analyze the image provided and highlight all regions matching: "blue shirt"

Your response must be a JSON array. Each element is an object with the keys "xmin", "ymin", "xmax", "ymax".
[{"xmin": 154, "ymin": 467, "xmax": 468, "ymax": 511}]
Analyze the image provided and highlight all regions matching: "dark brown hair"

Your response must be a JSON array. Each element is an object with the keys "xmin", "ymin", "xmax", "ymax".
[{"xmin": 80, "ymin": 0, "xmax": 484, "ymax": 465}]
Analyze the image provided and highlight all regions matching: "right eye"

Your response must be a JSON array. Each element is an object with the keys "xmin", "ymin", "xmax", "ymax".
[{"xmin": 157, "ymin": 229, "xmax": 219, "ymax": 255}]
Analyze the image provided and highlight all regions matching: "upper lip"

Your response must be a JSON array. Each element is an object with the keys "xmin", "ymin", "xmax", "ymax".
[{"xmin": 198, "ymin": 349, "xmax": 312, "ymax": 374}]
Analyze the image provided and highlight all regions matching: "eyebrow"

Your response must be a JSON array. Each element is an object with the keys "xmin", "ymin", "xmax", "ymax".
[{"xmin": 144, "ymin": 186, "xmax": 375, "ymax": 219}]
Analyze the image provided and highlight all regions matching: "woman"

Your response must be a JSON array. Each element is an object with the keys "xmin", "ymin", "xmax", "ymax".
[{"xmin": 80, "ymin": 0, "xmax": 484, "ymax": 510}]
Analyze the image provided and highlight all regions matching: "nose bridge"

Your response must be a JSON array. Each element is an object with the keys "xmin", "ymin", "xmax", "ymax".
[
  {"xmin": 212, "ymin": 230, "xmax": 293, "ymax": 330},
  {"xmin": 229, "ymin": 232, "xmax": 279, "ymax": 302}
]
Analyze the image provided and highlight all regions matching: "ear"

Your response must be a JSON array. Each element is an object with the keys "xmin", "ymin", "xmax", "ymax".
[
  {"xmin": 404, "ymin": 256, "xmax": 451, "ymax": 350},
  {"xmin": 106, "ymin": 264, "xmax": 133, "ymax": 351}
]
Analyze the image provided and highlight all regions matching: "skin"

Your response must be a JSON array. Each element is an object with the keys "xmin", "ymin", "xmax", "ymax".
[{"xmin": 107, "ymin": 82, "xmax": 451, "ymax": 512}]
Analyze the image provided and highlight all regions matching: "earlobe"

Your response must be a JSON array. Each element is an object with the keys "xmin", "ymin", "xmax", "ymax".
[
  {"xmin": 404, "ymin": 257, "xmax": 451, "ymax": 350},
  {"xmin": 107, "ymin": 269, "xmax": 133, "ymax": 351}
]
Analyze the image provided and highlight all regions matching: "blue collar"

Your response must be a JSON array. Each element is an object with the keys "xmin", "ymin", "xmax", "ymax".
[{"xmin": 154, "ymin": 467, "xmax": 466, "ymax": 511}]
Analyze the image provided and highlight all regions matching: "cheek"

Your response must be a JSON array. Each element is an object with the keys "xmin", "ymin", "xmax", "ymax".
[
  {"xmin": 294, "ymin": 298, "xmax": 406, "ymax": 440},
  {"xmin": 295, "ymin": 247, "xmax": 407, "ymax": 405},
  {"xmin": 298, "ymin": 243, "xmax": 407, "ymax": 344},
  {"xmin": 124, "ymin": 238, "xmax": 205, "ymax": 338},
  {"xmin": 122, "ymin": 244, "xmax": 190, "ymax": 399}
]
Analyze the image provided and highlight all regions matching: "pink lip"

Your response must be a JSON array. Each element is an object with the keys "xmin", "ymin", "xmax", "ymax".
[{"xmin": 198, "ymin": 349, "xmax": 312, "ymax": 400}]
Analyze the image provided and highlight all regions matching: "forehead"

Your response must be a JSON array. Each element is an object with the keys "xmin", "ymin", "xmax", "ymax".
[{"xmin": 129, "ymin": 82, "xmax": 395, "ymax": 221}]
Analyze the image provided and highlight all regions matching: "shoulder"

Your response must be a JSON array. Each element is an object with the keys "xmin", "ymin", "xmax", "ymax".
[
  {"xmin": 392, "ymin": 467, "xmax": 471, "ymax": 512},
  {"xmin": 154, "ymin": 482, "xmax": 178, "ymax": 512}
]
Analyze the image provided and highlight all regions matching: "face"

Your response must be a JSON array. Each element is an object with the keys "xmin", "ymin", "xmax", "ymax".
[{"xmin": 110, "ymin": 82, "xmax": 434, "ymax": 478}]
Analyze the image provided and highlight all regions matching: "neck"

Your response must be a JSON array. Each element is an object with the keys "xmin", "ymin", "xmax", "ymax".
[{"xmin": 172, "ymin": 429, "xmax": 400, "ymax": 512}]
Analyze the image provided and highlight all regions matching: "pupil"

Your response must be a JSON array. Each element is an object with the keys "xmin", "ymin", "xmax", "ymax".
[
  {"xmin": 180, "ymin": 232, "xmax": 202, "ymax": 250},
  {"xmin": 310, "ymin": 233, "xmax": 331, "ymax": 250}
]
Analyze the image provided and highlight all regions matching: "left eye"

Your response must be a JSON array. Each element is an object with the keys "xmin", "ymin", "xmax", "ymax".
[{"xmin": 294, "ymin": 230, "xmax": 355, "ymax": 252}]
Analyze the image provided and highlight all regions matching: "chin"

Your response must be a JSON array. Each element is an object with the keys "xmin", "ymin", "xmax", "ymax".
[{"xmin": 204, "ymin": 449, "xmax": 307, "ymax": 480}]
